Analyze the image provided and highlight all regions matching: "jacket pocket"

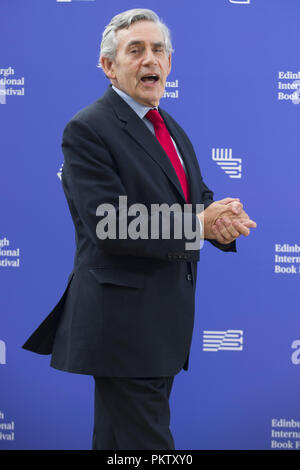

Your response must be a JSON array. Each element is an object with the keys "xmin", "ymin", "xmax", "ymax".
[{"xmin": 89, "ymin": 267, "xmax": 144, "ymax": 289}]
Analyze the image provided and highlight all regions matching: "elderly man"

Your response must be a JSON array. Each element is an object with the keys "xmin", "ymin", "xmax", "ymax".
[{"xmin": 23, "ymin": 9, "xmax": 256, "ymax": 450}]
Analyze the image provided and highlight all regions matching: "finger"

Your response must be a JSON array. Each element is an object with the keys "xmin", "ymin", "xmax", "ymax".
[
  {"xmin": 212, "ymin": 225, "xmax": 232, "ymax": 244},
  {"xmin": 220, "ymin": 217, "xmax": 240, "ymax": 238},
  {"xmin": 233, "ymin": 218, "xmax": 257, "ymax": 229},
  {"xmin": 219, "ymin": 202, "xmax": 244, "ymax": 216},
  {"xmin": 217, "ymin": 197, "xmax": 240, "ymax": 205},
  {"xmin": 237, "ymin": 210, "xmax": 249, "ymax": 219},
  {"xmin": 215, "ymin": 218, "xmax": 236, "ymax": 241},
  {"xmin": 228, "ymin": 201, "xmax": 243, "ymax": 215},
  {"xmin": 231, "ymin": 220, "xmax": 250, "ymax": 236}
]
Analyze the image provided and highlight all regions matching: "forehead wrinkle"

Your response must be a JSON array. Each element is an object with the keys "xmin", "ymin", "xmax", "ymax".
[
  {"xmin": 115, "ymin": 21, "xmax": 166, "ymax": 53},
  {"xmin": 126, "ymin": 40, "xmax": 143, "ymax": 48}
]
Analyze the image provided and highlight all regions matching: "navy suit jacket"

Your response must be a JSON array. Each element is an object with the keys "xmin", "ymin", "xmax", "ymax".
[{"xmin": 23, "ymin": 86, "xmax": 236, "ymax": 377}]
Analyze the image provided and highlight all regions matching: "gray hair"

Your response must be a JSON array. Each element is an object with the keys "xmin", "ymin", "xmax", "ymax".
[{"xmin": 97, "ymin": 8, "xmax": 173, "ymax": 68}]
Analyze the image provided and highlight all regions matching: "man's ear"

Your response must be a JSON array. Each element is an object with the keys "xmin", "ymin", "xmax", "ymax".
[
  {"xmin": 167, "ymin": 54, "xmax": 172, "ymax": 76},
  {"xmin": 100, "ymin": 56, "xmax": 116, "ymax": 80}
]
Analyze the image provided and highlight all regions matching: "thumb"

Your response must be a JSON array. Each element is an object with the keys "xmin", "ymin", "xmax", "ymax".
[
  {"xmin": 218, "ymin": 197, "xmax": 240, "ymax": 205},
  {"xmin": 227, "ymin": 200, "xmax": 243, "ymax": 215}
]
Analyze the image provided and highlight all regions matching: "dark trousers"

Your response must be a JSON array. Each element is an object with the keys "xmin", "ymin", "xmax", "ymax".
[{"xmin": 92, "ymin": 376, "xmax": 175, "ymax": 450}]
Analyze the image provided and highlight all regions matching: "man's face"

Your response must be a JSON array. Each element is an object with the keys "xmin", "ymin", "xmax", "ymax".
[{"xmin": 104, "ymin": 21, "xmax": 172, "ymax": 107}]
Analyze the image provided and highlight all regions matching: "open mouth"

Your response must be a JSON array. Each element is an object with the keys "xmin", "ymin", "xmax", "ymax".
[{"xmin": 141, "ymin": 74, "xmax": 159, "ymax": 83}]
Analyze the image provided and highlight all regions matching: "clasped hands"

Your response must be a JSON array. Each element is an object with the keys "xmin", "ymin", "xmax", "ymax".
[{"xmin": 197, "ymin": 197, "xmax": 257, "ymax": 244}]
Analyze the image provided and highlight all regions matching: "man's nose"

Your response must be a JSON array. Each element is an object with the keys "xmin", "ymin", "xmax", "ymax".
[{"xmin": 142, "ymin": 48, "xmax": 158, "ymax": 65}]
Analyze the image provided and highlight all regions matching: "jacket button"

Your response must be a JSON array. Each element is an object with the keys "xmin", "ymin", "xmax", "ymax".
[{"xmin": 186, "ymin": 274, "xmax": 192, "ymax": 281}]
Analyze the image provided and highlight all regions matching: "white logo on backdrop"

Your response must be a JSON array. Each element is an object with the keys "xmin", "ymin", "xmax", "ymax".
[
  {"xmin": 0, "ymin": 83, "xmax": 6, "ymax": 105},
  {"xmin": 0, "ymin": 67, "xmax": 25, "ymax": 102},
  {"xmin": 0, "ymin": 238, "xmax": 20, "ymax": 268},
  {"xmin": 291, "ymin": 80, "xmax": 300, "ymax": 105},
  {"xmin": 162, "ymin": 80, "xmax": 179, "ymax": 99},
  {"xmin": 277, "ymin": 72, "xmax": 300, "ymax": 105},
  {"xmin": 57, "ymin": 163, "xmax": 64, "ymax": 181},
  {"xmin": 212, "ymin": 148, "xmax": 242, "ymax": 179},
  {"xmin": 291, "ymin": 340, "xmax": 300, "ymax": 365},
  {"xmin": 0, "ymin": 340, "xmax": 6, "ymax": 364},
  {"xmin": 0, "ymin": 410, "xmax": 15, "ymax": 441},
  {"xmin": 203, "ymin": 330, "xmax": 243, "ymax": 351},
  {"xmin": 229, "ymin": 0, "xmax": 250, "ymax": 4}
]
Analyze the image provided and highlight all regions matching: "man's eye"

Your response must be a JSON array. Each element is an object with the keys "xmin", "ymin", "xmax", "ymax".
[{"xmin": 130, "ymin": 49, "xmax": 138, "ymax": 54}]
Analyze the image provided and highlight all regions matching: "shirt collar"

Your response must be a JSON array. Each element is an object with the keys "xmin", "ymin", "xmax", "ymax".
[{"xmin": 112, "ymin": 85, "xmax": 158, "ymax": 119}]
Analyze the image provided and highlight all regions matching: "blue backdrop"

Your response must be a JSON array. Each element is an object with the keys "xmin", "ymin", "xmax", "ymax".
[{"xmin": 1, "ymin": 0, "xmax": 300, "ymax": 450}]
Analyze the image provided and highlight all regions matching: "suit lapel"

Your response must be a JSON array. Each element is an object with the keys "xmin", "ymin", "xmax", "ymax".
[
  {"xmin": 104, "ymin": 87, "xmax": 193, "ymax": 204},
  {"xmin": 125, "ymin": 116, "xmax": 187, "ymax": 202}
]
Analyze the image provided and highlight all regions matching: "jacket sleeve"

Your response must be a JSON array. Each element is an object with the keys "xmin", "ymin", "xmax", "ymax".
[{"xmin": 61, "ymin": 118, "xmax": 201, "ymax": 262}]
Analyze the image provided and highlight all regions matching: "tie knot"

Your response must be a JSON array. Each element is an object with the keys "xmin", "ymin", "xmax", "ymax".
[{"xmin": 145, "ymin": 109, "xmax": 164, "ymax": 126}]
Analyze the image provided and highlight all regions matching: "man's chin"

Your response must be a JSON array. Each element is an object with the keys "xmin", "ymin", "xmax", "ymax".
[{"xmin": 137, "ymin": 93, "xmax": 161, "ymax": 108}]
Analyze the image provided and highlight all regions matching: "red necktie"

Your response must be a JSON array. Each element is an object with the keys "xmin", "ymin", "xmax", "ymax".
[{"xmin": 145, "ymin": 109, "xmax": 190, "ymax": 203}]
